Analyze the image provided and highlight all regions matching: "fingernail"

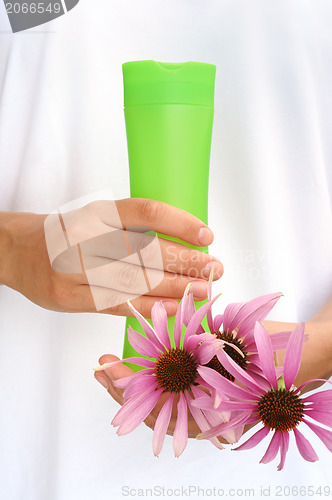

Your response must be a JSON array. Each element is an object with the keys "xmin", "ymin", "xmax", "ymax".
[
  {"xmin": 191, "ymin": 280, "xmax": 208, "ymax": 299},
  {"xmin": 96, "ymin": 374, "xmax": 109, "ymax": 389},
  {"xmin": 198, "ymin": 227, "xmax": 214, "ymax": 246},
  {"xmin": 202, "ymin": 260, "xmax": 223, "ymax": 279},
  {"xmin": 162, "ymin": 300, "xmax": 178, "ymax": 317}
]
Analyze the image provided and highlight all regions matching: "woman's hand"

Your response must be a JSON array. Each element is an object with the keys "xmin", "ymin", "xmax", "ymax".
[
  {"xmin": 95, "ymin": 354, "xmax": 205, "ymax": 439},
  {"xmin": 265, "ymin": 295, "xmax": 332, "ymax": 391},
  {"xmin": 0, "ymin": 198, "xmax": 223, "ymax": 317}
]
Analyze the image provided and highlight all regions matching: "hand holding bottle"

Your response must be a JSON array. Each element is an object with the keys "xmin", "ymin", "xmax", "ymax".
[{"xmin": 0, "ymin": 198, "xmax": 223, "ymax": 317}]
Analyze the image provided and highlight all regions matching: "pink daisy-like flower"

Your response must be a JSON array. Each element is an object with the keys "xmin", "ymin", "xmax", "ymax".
[
  {"xmin": 95, "ymin": 284, "xmax": 236, "ymax": 457},
  {"xmin": 194, "ymin": 321, "xmax": 332, "ymax": 470},
  {"xmin": 197, "ymin": 271, "xmax": 289, "ymax": 385}
]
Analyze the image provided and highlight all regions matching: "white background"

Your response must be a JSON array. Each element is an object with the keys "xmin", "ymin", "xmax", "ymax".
[{"xmin": 0, "ymin": 1, "xmax": 331, "ymax": 499}]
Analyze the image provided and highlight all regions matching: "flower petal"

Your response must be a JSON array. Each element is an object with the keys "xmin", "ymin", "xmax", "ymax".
[
  {"xmin": 304, "ymin": 409, "xmax": 332, "ymax": 428},
  {"xmin": 303, "ymin": 390, "xmax": 332, "ymax": 404},
  {"xmin": 214, "ymin": 314, "xmax": 223, "ymax": 332},
  {"xmin": 196, "ymin": 339, "xmax": 220, "ymax": 365},
  {"xmin": 214, "ymin": 401, "xmax": 257, "ymax": 411},
  {"xmin": 152, "ymin": 394, "xmax": 174, "ymax": 456},
  {"xmin": 283, "ymin": 323, "xmax": 305, "ymax": 390},
  {"xmin": 236, "ymin": 293, "xmax": 283, "ymax": 338},
  {"xmin": 197, "ymin": 366, "xmax": 259, "ymax": 401},
  {"xmin": 114, "ymin": 368, "xmax": 155, "ymax": 389},
  {"xmin": 197, "ymin": 411, "xmax": 253, "ymax": 441},
  {"xmin": 124, "ymin": 374, "xmax": 158, "ymax": 400},
  {"xmin": 214, "ymin": 389, "xmax": 224, "ymax": 409},
  {"xmin": 206, "ymin": 268, "xmax": 215, "ymax": 332},
  {"xmin": 295, "ymin": 379, "xmax": 332, "ymax": 395},
  {"xmin": 190, "ymin": 395, "xmax": 214, "ymax": 410},
  {"xmin": 230, "ymin": 420, "xmax": 246, "ymax": 444},
  {"xmin": 304, "ymin": 402, "xmax": 332, "ymax": 412},
  {"xmin": 112, "ymin": 386, "xmax": 158, "ymax": 427},
  {"xmin": 185, "ymin": 389, "xmax": 225, "ymax": 450},
  {"xmin": 303, "ymin": 418, "xmax": 332, "ymax": 452},
  {"xmin": 204, "ymin": 404, "xmax": 230, "ymax": 426},
  {"xmin": 128, "ymin": 326, "xmax": 162, "ymax": 358},
  {"xmin": 269, "ymin": 330, "xmax": 308, "ymax": 353},
  {"xmin": 233, "ymin": 426, "xmax": 270, "ymax": 451},
  {"xmin": 113, "ymin": 372, "xmax": 142, "ymax": 389},
  {"xmin": 151, "ymin": 301, "xmax": 172, "ymax": 349},
  {"xmin": 224, "ymin": 293, "xmax": 282, "ymax": 335},
  {"xmin": 223, "ymin": 302, "xmax": 245, "ymax": 333},
  {"xmin": 183, "ymin": 291, "xmax": 194, "ymax": 324},
  {"xmin": 182, "ymin": 291, "xmax": 205, "ymax": 333},
  {"xmin": 173, "ymin": 392, "xmax": 188, "ymax": 457},
  {"xmin": 293, "ymin": 428, "xmax": 319, "ymax": 462},
  {"xmin": 127, "ymin": 301, "xmax": 163, "ymax": 349},
  {"xmin": 174, "ymin": 292, "xmax": 187, "ymax": 348},
  {"xmin": 94, "ymin": 356, "xmax": 155, "ymax": 371},
  {"xmin": 117, "ymin": 388, "xmax": 163, "ymax": 435},
  {"xmin": 216, "ymin": 349, "xmax": 265, "ymax": 395},
  {"xmin": 269, "ymin": 331, "xmax": 292, "ymax": 351},
  {"xmin": 183, "ymin": 294, "xmax": 221, "ymax": 346},
  {"xmin": 185, "ymin": 332, "xmax": 214, "ymax": 353},
  {"xmin": 260, "ymin": 431, "xmax": 281, "ymax": 464},
  {"xmin": 203, "ymin": 407, "xmax": 238, "ymax": 445},
  {"xmin": 248, "ymin": 372, "xmax": 272, "ymax": 392},
  {"xmin": 277, "ymin": 432, "xmax": 289, "ymax": 471},
  {"xmin": 254, "ymin": 322, "xmax": 278, "ymax": 390}
]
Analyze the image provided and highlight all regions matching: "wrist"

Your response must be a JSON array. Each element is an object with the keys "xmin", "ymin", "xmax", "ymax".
[
  {"xmin": 306, "ymin": 315, "xmax": 332, "ymax": 376},
  {"xmin": 0, "ymin": 211, "xmax": 30, "ymax": 287},
  {"xmin": 0, "ymin": 215, "xmax": 14, "ymax": 286}
]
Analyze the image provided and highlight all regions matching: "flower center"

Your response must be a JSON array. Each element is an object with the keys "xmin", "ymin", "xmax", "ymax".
[
  {"xmin": 154, "ymin": 348, "xmax": 198, "ymax": 393},
  {"xmin": 257, "ymin": 388, "xmax": 304, "ymax": 432},
  {"xmin": 205, "ymin": 332, "xmax": 248, "ymax": 381}
]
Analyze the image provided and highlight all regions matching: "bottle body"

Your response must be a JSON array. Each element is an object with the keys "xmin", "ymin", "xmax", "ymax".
[{"xmin": 123, "ymin": 103, "xmax": 214, "ymax": 363}]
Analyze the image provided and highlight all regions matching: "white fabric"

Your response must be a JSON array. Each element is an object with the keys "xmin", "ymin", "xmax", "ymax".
[{"xmin": 0, "ymin": 1, "xmax": 331, "ymax": 499}]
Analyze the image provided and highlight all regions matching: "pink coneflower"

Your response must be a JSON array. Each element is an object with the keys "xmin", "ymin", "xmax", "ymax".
[
  {"xmin": 197, "ymin": 271, "xmax": 288, "ymax": 384},
  {"xmin": 194, "ymin": 321, "xmax": 332, "ymax": 470},
  {"xmin": 95, "ymin": 284, "xmax": 234, "ymax": 457}
]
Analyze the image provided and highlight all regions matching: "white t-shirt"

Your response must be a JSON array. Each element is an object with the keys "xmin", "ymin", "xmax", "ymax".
[{"xmin": 0, "ymin": 1, "xmax": 331, "ymax": 499}]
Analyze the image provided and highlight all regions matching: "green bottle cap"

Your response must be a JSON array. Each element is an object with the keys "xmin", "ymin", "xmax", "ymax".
[{"xmin": 122, "ymin": 60, "xmax": 216, "ymax": 107}]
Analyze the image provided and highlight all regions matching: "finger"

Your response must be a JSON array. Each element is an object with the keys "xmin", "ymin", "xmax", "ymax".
[
  {"xmin": 69, "ymin": 284, "xmax": 179, "ymax": 317},
  {"xmin": 55, "ymin": 243, "xmax": 222, "ymax": 297},
  {"xmin": 157, "ymin": 238, "xmax": 223, "ymax": 280},
  {"xmin": 94, "ymin": 371, "xmax": 124, "ymax": 404},
  {"xmin": 94, "ymin": 372, "xmax": 110, "ymax": 389},
  {"xmin": 98, "ymin": 355, "xmax": 134, "ymax": 379},
  {"xmin": 57, "ymin": 263, "xmax": 212, "ymax": 311},
  {"xmin": 141, "ymin": 273, "xmax": 210, "ymax": 301},
  {"xmin": 112, "ymin": 198, "xmax": 215, "ymax": 247},
  {"xmin": 94, "ymin": 355, "xmax": 134, "ymax": 406},
  {"xmin": 78, "ymin": 260, "xmax": 210, "ymax": 301},
  {"xmin": 79, "ymin": 229, "xmax": 223, "ymax": 280}
]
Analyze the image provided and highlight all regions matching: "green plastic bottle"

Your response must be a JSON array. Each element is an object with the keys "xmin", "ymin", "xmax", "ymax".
[{"xmin": 122, "ymin": 60, "xmax": 216, "ymax": 369}]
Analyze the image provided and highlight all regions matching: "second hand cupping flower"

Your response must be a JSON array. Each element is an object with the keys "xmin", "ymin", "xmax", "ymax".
[
  {"xmin": 194, "ymin": 321, "xmax": 332, "ymax": 470},
  {"xmin": 95, "ymin": 283, "xmax": 234, "ymax": 457}
]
